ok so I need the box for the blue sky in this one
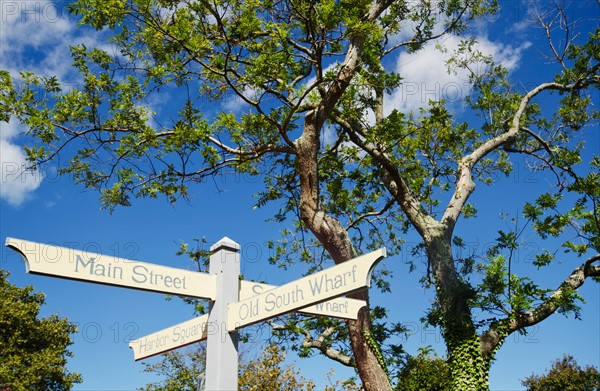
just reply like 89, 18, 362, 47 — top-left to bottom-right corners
1, 0, 599, 390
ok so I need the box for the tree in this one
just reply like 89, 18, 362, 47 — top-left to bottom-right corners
238, 345, 317, 391
1, 0, 599, 390
395, 348, 451, 391
0, 270, 81, 390
138, 347, 206, 391
521, 355, 600, 391
140, 343, 357, 391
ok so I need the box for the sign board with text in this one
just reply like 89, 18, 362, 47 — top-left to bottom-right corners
239, 281, 366, 320
6, 236, 386, 391
129, 280, 370, 361
129, 314, 210, 361
5, 238, 217, 300
228, 249, 385, 330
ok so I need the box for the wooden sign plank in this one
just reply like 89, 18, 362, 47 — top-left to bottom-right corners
5, 238, 217, 299
129, 314, 210, 361
227, 248, 386, 330
239, 281, 366, 320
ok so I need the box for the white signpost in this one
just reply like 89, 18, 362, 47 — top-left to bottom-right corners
129, 282, 367, 361
5, 236, 386, 390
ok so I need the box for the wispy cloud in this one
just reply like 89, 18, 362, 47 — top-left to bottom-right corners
0, 1, 116, 79
0, 1, 110, 206
386, 33, 531, 114
2, 1, 76, 80
0, 120, 43, 207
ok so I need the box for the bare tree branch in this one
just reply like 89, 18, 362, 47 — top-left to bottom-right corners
382, 2, 470, 56
331, 113, 439, 237
442, 79, 598, 230
266, 321, 355, 367
208, 136, 296, 156
348, 198, 396, 230
301, 326, 355, 367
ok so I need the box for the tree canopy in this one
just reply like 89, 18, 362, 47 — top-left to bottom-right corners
395, 348, 451, 391
521, 355, 600, 391
1, 0, 599, 389
0, 270, 81, 390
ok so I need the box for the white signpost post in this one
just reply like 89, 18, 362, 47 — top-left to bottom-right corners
5, 236, 386, 391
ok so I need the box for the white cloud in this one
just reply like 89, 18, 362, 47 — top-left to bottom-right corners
0, 0, 115, 82
1, 2, 75, 80
0, 1, 115, 207
386, 34, 530, 114
0, 121, 43, 207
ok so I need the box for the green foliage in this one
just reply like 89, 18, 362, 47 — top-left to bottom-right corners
2, 0, 599, 390
239, 345, 316, 391
140, 343, 358, 391
521, 355, 600, 391
395, 348, 452, 391
0, 270, 81, 390
139, 346, 207, 391
446, 334, 489, 391
524, 158, 600, 255
1, 0, 498, 217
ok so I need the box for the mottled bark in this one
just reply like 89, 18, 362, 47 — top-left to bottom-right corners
289, 2, 397, 387
296, 114, 392, 390
347, 290, 392, 391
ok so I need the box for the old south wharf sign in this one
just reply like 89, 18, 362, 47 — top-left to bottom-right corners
130, 281, 369, 361
5, 238, 217, 299
228, 248, 386, 330
239, 281, 366, 319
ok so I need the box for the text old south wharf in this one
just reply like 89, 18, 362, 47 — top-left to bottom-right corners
74, 254, 188, 290
236, 264, 359, 322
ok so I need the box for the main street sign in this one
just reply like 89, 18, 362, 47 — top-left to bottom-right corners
228, 249, 386, 330
5, 237, 217, 300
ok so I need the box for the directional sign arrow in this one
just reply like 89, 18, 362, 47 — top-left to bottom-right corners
228, 248, 386, 331
239, 281, 366, 320
129, 314, 210, 361
129, 281, 368, 361
5, 238, 217, 300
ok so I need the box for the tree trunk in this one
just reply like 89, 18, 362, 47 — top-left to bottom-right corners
296, 116, 392, 391
425, 229, 492, 390
447, 333, 493, 390
347, 290, 391, 391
